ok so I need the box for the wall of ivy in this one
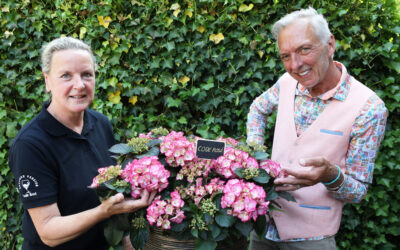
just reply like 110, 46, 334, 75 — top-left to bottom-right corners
1, 0, 399, 249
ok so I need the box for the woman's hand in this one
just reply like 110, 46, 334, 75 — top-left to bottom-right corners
99, 189, 157, 219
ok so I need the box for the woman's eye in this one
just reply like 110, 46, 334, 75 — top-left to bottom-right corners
83, 72, 93, 78
61, 73, 70, 79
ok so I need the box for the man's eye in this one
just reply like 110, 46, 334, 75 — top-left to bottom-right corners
280, 55, 289, 61
300, 47, 310, 54
83, 72, 93, 78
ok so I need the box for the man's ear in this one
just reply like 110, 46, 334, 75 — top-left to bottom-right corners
328, 35, 336, 57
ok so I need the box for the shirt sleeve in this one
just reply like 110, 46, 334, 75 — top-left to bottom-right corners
331, 94, 388, 203
9, 138, 59, 209
246, 82, 280, 145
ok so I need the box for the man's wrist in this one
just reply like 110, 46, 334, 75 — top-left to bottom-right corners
322, 165, 344, 190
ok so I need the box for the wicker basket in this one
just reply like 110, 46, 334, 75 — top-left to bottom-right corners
142, 228, 247, 250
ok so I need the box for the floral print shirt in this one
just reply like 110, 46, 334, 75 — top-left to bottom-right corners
246, 62, 387, 241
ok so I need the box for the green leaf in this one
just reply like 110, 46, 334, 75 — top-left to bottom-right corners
254, 151, 269, 160
136, 147, 160, 159
109, 143, 132, 154
234, 167, 245, 178
130, 227, 149, 250
215, 229, 229, 241
191, 228, 199, 238
147, 139, 162, 148
266, 189, 279, 201
215, 213, 235, 228
195, 238, 217, 250
254, 214, 267, 237
166, 96, 181, 108
234, 221, 253, 237
209, 222, 221, 239
277, 191, 296, 202
112, 214, 130, 231
171, 220, 188, 232
104, 219, 124, 246
252, 169, 270, 184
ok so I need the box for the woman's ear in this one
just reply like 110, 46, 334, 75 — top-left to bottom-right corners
43, 72, 51, 93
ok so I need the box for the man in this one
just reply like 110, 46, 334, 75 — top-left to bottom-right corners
247, 7, 387, 249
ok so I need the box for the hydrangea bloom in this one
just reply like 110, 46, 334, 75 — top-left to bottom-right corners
193, 177, 225, 205
160, 131, 196, 167
260, 159, 285, 178
146, 190, 186, 229
216, 136, 239, 147
214, 147, 259, 179
221, 179, 269, 222
121, 156, 170, 198
89, 165, 122, 188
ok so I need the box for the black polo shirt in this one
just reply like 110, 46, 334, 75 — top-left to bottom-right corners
9, 103, 116, 249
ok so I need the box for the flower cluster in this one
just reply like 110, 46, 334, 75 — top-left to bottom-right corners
260, 159, 285, 178
160, 131, 196, 167
189, 177, 225, 206
121, 156, 170, 198
89, 165, 122, 188
221, 179, 269, 222
139, 127, 169, 139
90, 128, 293, 249
146, 190, 186, 229
214, 147, 259, 179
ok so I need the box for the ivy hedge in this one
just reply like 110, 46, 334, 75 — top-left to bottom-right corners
1, 0, 399, 249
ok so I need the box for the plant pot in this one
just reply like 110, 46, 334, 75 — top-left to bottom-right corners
142, 228, 247, 250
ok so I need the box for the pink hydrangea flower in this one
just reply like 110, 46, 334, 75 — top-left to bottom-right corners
221, 179, 269, 222
260, 159, 285, 178
121, 156, 170, 198
214, 147, 259, 179
146, 191, 186, 229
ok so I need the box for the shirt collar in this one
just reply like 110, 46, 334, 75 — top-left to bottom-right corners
38, 102, 95, 137
296, 61, 350, 101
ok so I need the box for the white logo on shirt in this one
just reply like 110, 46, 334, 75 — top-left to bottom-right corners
18, 175, 39, 198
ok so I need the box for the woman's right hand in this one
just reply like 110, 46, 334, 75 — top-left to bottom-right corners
99, 190, 156, 219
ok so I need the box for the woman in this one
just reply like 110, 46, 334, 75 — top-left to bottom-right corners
9, 37, 154, 249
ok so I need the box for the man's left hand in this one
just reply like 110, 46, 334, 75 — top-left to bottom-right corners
274, 157, 338, 191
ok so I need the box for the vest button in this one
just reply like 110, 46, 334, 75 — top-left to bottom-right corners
289, 160, 293, 164
294, 142, 298, 146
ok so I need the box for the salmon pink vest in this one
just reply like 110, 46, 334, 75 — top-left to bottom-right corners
271, 68, 374, 240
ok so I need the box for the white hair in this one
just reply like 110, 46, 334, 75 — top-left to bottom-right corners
272, 7, 332, 44
41, 37, 96, 73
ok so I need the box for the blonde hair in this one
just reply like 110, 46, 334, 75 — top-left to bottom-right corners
41, 37, 96, 73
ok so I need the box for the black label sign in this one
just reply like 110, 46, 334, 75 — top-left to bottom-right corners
196, 139, 225, 159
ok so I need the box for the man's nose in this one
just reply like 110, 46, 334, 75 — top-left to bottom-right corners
290, 53, 303, 70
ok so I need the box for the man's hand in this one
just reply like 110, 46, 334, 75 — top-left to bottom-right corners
274, 157, 341, 191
